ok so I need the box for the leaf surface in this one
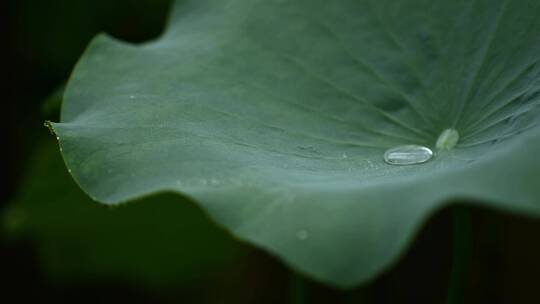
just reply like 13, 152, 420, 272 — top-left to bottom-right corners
51, 0, 540, 286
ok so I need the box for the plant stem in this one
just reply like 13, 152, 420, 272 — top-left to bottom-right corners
290, 271, 306, 304
447, 206, 472, 304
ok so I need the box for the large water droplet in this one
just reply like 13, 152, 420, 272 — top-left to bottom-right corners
384, 145, 433, 165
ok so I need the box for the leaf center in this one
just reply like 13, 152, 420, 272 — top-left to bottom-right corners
436, 129, 460, 151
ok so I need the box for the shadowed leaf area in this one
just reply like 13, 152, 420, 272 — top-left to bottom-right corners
47, 0, 540, 287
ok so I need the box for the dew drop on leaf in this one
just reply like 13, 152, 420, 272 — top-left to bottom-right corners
296, 230, 309, 241
383, 145, 433, 165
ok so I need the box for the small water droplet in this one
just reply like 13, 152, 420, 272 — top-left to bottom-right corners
342, 153, 348, 159
296, 230, 309, 241
129, 95, 135, 99
56, 136, 60, 141
436, 128, 459, 150
384, 145, 433, 165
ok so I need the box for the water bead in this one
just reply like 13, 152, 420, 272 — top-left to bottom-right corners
384, 145, 433, 165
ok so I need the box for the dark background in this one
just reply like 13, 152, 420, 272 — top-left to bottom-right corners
2, 1, 540, 303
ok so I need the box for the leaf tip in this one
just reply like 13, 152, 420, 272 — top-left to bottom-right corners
43, 120, 55, 134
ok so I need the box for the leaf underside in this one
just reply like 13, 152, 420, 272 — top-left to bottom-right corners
51, 0, 540, 287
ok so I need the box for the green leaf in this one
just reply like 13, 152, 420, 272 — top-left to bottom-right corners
50, 0, 540, 287
3, 139, 241, 286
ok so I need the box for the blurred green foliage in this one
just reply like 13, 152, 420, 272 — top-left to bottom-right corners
14, 0, 171, 78
3, 138, 242, 287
